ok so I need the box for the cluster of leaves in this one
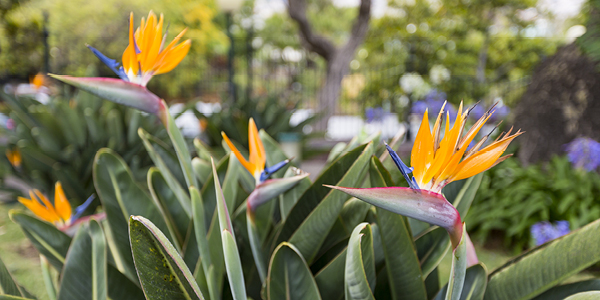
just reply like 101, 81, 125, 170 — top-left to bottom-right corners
467, 156, 600, 250
0, 90, 167, 205
193, 95, 315, 147
2, 116, 600, 299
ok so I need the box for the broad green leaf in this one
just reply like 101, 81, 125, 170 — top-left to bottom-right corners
148, 168, 189, 247
450, 174, 484, 219
315, 248, 346, 300
9, 211, 71, 270
345, 223, 375, 300
565, 292, 600, 300
276, 143, 369, 244
247, 212, 267, 283
0, 296, 33, 300
415, 226, 451, 277
445, 226, 468, 300
221, 231, 247, 300
140, 128, 191, 216
40, 256, 57, 300
289, 143, 374, 263
129, 216, 204, 300
485, 218, 600, 300
532, 280, 600, 300
93, 149, 172, 280
191, 187, 217, 300
192, 158, 212, 187
163, 103, 198, 189
370, 157, 426, 300
57, 220, 107, 300
0, 256, 23, 296
266, 243, 322, 300
434, 263, 487, 300
212, 160, 247, 300
279, 168, 312, 221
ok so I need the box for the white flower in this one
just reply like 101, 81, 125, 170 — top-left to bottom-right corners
429, 65, 451, 85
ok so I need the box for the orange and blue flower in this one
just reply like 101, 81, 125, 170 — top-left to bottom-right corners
18, 182, 95, 229
87, 11, 191, 87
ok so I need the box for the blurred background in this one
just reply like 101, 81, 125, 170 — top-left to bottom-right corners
2, 0, 600, 296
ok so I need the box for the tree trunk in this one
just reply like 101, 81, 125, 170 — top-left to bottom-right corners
287, 0, 371, 132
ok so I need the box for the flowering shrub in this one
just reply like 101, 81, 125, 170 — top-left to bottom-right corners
566, 137, 600, 171
3, 11, 600, 300
531, 221, 570, 246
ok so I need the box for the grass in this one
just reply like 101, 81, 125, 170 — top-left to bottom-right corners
0, 202, 48, 300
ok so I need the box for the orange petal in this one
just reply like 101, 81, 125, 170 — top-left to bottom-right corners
122, 12, 139, 75
451, 131, 522, 181
411, 110, 434, 184
54, 182, 72, 223
33, 190, 59, 220
18, 197, 56, 223
144, 14, 164, 73
248, 118, 266, 174
154, 40, 191, 75
222, 132, 254, 174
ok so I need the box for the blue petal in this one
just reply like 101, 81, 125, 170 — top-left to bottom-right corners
385, 143, 419, 189
87, 45, 129, 81
259, 159, 291, 182
71, 194, 96, 222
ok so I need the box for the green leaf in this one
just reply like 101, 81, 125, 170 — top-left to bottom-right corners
129, 216, 204, 300
279, 168, 312, 221
40, 256, 57, 300
247, 211, 267, 283
445, 226, 468, 300
163, 104, 198, 189
345, 223, 375, 300
315, 248, 346, 300
484, 218, 600, 300
532, 280, 600, 300
266, 242, 322, 300
450, 174, 484, 219
148, 168, 189, 248
564, 292, 600, 300
0, 296, 34, 300
93, 149, 172, 280
221, 231, 247, 300
140, 128, 191, 216
57, 220, 107, 300
415, 226, 451, 278
370, 157, 427, 300
212, 159, 247, 300
9, 211, 71, 270
0, 255, 23, 296
434, 263, 487, 300
191, 187, 217, 300
192, 158, 212, 187
276, 143, 370, 244
288, 143, 374, 263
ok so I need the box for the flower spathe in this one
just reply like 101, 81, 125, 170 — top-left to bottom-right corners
221, 118, 289, 184
410, 101, 522, 193
327, 102, 521, 249
88, 11, 191, 86
18, 182, 95, 229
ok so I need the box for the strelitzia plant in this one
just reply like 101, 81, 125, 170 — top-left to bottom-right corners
328, 102, 521, 299
18, 181, 96, 232
223, 118, 309, 282
50, 11, 190, 126
5, 148, 21, 169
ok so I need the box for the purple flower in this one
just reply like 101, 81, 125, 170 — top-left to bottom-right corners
424, 89, 447, 103
411, 101, 428, 115
531, 221, 570, 246
366, 107, 385, 123
565, 137, 600, 171
366, 107, 375, 123
489, 105, 510, 123
469, 104, 486, 121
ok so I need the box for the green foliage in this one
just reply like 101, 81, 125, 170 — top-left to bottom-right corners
466, 156, 600, 250
3, 89, 600, 300
0, 90, 167, 204
195, 95, 315, 147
